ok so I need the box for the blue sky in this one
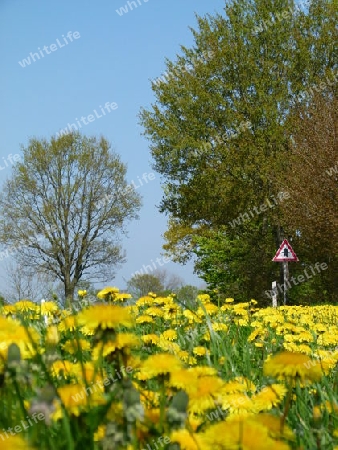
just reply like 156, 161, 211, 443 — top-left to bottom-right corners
0, 0, 225, 292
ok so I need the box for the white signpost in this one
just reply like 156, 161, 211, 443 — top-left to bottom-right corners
272, 239, 299, 306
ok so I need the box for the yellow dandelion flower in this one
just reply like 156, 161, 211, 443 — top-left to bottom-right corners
127, 304, 139, 314
40, 301, 58, 315
201, 331, 211, 342
51, 360, 78, 378
188, 376, 224, 413
315, 351, 338, 374
188, 415, 204, 432
136, 314, 154, 324
62, 339, 91, 354
211, 323, 228, 332
202, 416, 291, 450
153, 297, 168, 306
169, 369, 202, 392
319, 400, 338, 414
176, 350, 197, 366
58, 315, 80, 332
1, 325, 40, 359
313, 323, 327, 333
225, 298, 234, 303
115, 332, 140, 348
140, 390, 160, 407
15, 300, 37, 312
72, 362, 105, 385
53, 383, 106, 419
0, 316, 20, 334
176, 350, 192, 363
313, 406, 321, 419
78, 290, 87, 297
236, 318, 249, 326
218, 356, 226, 365
196, 294, 211, 304
76, 305, 134, 330
137, 353, 182, 380
188, 366, 218, 377
263, 351, 322, 383
144, 407, 160, 424
80, 325, 95, 336
157, 338, 181, 354
221, 377, 256, 395
92, 333, 140, 359
136, 296, 155, 307
97, 286, 119, 300
248, 328, 266, 342
170, 429, 210, 450
114, 293, 132, 302
253, 413, 295, 442
183, 310, 202, 324
203, 303, 219, 315
193, 346, 207, 356
317, 332, 338, 347
125, 354, 142, 370
142, 334, 160, 345
1, 304, 16, 315
253, 384, 287, 411
283, 342, 302, 353
161, 329, 177, 341
162, 302, 181, 319
221, 393, 258, 416
94, 425, 106, 442
144, 306, 164, 317
296, 344, 313, 355
0, 436, 36, 449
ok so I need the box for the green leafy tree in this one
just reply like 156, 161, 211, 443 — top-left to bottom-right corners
140, 0, 337, 301
127, 273, 165, 298
0, 132, 142, 303
278, 92, 338, 303
176, 284, 201, 308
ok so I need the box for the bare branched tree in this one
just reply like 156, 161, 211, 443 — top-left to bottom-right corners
0, 133, 142, 303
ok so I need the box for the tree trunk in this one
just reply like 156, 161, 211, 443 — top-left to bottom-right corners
64, 279, 75, 307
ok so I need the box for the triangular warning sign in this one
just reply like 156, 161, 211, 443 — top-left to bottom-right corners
272, 239, 299, 262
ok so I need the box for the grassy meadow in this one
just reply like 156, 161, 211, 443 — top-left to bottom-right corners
0, 288, 337, 449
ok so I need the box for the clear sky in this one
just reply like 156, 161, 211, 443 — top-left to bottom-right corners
0, 0, 225, 292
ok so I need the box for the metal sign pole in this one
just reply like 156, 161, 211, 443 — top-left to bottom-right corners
283, 261, 288, 305
272, 281, 277, 307
272, 239, 298, 306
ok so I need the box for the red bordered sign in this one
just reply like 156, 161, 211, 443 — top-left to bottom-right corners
272, 239, 299, 262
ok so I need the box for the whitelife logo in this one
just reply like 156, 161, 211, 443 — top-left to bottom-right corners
116, 0, 150, 17
0, 413, 45, 442
326, 162, 338, 177
18, 31, 81, 68
0, 153, 21, 171
56, 101, 118, 137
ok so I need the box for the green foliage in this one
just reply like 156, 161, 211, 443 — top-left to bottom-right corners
127, 273, 165, 298
140, 0, 337, 303
175, 284, 201, 308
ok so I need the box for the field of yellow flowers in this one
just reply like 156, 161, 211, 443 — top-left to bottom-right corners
0, 288, 337, 449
